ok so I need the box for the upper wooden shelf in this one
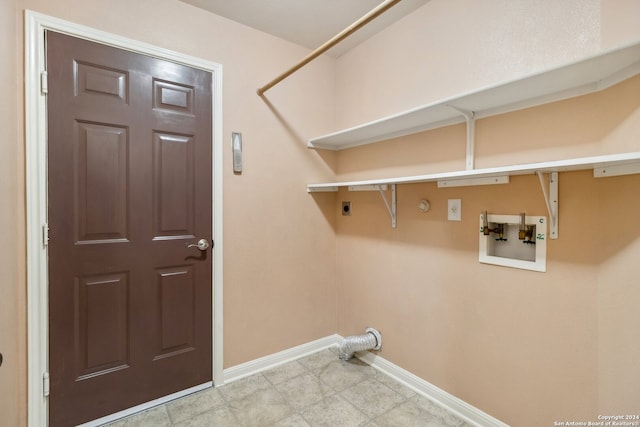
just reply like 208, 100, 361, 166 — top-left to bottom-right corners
308, 42, 640, 151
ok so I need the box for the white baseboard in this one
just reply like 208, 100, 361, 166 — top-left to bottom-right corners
356, 351, 510, 427
222, 334, 341, 385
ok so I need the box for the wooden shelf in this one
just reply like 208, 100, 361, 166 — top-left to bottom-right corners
307, 43, 640, 236
308, 42, 640, 151
307, 152, 640, 192
308, 152, 640, 236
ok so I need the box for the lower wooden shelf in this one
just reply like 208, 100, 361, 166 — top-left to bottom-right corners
307, 152, 640, 192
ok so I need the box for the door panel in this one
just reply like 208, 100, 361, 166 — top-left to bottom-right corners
153, 132, 195, 238
75, 61, 128, 103
76, 122, 129, 243
155, 266, 196, 358
47, 31, 212, 427
76, 272, 130, 379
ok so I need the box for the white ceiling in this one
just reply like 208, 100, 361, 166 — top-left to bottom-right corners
179, 0, 429, 57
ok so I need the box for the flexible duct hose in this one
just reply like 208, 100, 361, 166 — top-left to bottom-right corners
338, 327, 382, 361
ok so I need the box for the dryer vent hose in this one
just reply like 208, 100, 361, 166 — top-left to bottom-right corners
338, 327, 382, 361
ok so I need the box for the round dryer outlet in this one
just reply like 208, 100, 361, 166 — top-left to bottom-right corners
342, 201, 351, 216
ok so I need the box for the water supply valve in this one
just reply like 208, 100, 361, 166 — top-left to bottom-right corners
482, 211, 507, 241
518, 213, 536, 244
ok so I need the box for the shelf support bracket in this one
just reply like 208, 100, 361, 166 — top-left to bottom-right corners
536, 171, 558, 239
378, 184, 397, 228
448, 106, 475, 170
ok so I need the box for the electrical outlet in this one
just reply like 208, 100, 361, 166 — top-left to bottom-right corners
342, 201, 351, 216
448, 199, 461, 221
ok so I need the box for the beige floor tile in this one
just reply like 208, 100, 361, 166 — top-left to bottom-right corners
165, 387, 225, 424
297, 349, 337, 371
275, 372, 335, 410
301, 394, 369, 427
373, 400, 444, 427
373, 371, 417, 399
228, 387, 294, 427
104, 405, 171, 427
316, 359, 375, 392
263, 360, 308, 385
340, 378, 407, 418
410, 394, 467, 427
173, 406, 239, 427
218, 373, 272, 402
272, 414, 312, 427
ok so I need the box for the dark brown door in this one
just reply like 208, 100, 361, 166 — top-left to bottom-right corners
46, 31, 213, 426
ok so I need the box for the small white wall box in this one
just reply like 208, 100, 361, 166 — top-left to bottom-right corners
479, 213, 547, 272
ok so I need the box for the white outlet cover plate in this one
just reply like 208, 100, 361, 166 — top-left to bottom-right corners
448, 199, 461, 221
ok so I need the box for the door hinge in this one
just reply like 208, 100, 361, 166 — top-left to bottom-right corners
42, 223, 49, 247
40, 70, 48, 95
43, 372, 50, 397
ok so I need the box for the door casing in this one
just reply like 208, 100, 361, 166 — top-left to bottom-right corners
25, 10, 224, 427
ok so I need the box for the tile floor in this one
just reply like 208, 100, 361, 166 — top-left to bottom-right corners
104, 348, 473, 427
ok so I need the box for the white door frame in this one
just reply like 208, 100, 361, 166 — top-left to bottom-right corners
24, 10, 224, 426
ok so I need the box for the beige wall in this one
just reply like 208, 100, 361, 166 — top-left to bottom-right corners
331, 1, 640, 425
3, 0, 640, 425
0, 0, 26, 425
2, 0, 338, 424
335, 76, 640, 182
335, 167, 640, 425
335, 0, 640, 129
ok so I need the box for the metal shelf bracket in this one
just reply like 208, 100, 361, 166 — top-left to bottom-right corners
536, 171, 558, 239
378, 184, 397, 228
448, 106, 476, 170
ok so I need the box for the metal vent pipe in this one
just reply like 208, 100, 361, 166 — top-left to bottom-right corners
338, 327, 382, 361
